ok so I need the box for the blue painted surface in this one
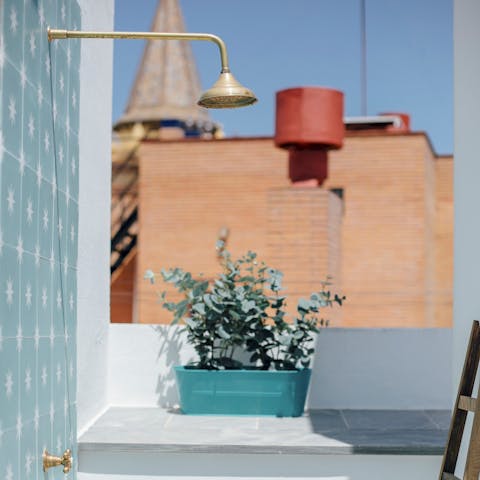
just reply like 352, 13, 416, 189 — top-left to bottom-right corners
175, 367, 311, 417
0, 1, 80, 478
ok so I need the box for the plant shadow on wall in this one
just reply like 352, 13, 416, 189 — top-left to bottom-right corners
145, 246, 345, 416
152, 324, 186, 409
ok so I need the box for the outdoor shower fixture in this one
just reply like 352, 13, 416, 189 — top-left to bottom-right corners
47, 28, 257, 108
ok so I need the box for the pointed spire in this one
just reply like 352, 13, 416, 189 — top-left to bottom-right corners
115, 0, 212, 132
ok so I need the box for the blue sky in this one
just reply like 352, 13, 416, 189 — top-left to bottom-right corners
113, 0, 452, 154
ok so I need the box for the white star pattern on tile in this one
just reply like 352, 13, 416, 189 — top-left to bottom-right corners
51, 176, 57, 196
16, 325, 22, 351
56, 363, 62, 383
5, 463, 13, 480
63, 256, 68, 276
71, 156, 76, 176
26, 198, 34, 224
69, 361, 74, 379
25, 368, 32, 392
5, 371, 13, 397
61, 2, 66, 21
56, 434, 62, 453
66, 115, 70, 137
0, 130, 4, 164
49, 325, 55, 346
64, 395, 68, 417
0, 229, 3, 255
56, 289, 62, 309
25, 451, 33, 475
36, 161, 42, 186
49, 248, 55, 270
39, 4, 45, 26
65, 325, 69, 344
16, 413, 23, 439
45, 53, 50, 75
9, 6, 18, 33
59, 72, 65, 93
0, 36, 5, 70
66, 183, 71, 206
25, 283, 32, 308
20, 62, 26, 89
34, 327, 40, 350
34, 406, 40, 431
72, 90, 77, 109
70, 224, 75, 243
0, 421, 3, 447
16, 236, 24, 263
28, 113, 35, 139
53, 100, 57, 122
18, 149, 25, 175
34, 244, 40, 266
49, 402, 55, 424
29, 32, 36, 57
59, 144, 64, 164
42, 287, 48, 308
42, 208, 49, 230
37, 84, 43, 106
41, 365, 47, 386
69, 292, 74, 311
44, 131, 50, 152
67, 45, 71, 67
8, 96, 16, 123
5, 278, 14, 305
7, 187, 15, 213
58, 217, 63, 237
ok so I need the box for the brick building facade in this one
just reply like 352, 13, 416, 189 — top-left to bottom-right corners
111, 131, 453, 327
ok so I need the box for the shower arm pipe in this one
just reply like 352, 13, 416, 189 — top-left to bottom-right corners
47, 28, 230, 73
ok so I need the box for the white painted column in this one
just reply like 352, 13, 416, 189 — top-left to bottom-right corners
453, 0, 480, 476
77, 0, 114, 433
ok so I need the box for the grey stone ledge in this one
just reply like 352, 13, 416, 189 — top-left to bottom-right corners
78, 407, 450, 456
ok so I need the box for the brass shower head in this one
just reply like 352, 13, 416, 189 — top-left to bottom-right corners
198, 71, 257, 109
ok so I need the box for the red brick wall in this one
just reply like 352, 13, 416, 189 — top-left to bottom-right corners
266, 188, 343, 324
324, 134, 439, 327
127, 133, 452, 328
434, 156, 453, 326
111, 253, 137, 323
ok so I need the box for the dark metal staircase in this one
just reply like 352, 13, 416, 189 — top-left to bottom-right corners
110, 136, 141, 276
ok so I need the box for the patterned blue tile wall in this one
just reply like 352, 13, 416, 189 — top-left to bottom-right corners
0, 1, 80, 479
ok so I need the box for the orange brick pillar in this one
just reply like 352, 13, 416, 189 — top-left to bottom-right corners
266, 188, 344, 326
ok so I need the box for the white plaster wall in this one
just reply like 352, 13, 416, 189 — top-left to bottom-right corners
309, 328, 451, 410
78, 451, 441, 480
77, 0, 114, 433
108, 325, 452, 410
453, 0, 480, 476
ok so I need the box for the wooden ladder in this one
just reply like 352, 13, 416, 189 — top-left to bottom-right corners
440, 320, 480, 480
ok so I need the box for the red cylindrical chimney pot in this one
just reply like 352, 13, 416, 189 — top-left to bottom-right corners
275, 87, 345, 149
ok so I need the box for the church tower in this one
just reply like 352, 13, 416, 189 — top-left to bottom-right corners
114, 0, 217, 139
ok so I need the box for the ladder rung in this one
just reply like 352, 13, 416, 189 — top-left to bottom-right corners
458, 395, 477, 412
442, 473, 461, 480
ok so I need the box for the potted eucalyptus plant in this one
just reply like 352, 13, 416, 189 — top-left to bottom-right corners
144, 248, 344, 417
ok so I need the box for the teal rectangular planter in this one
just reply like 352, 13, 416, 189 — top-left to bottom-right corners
174, 367, 311, 417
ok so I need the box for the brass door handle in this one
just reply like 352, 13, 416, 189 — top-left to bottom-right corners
42, 448, 72, 473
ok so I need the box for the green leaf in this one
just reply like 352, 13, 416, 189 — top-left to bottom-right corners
144, 269, 156, 284
241, 299, 256, 313
192, 303, 206, 315
217, 326, 231, 339
297, 298, 312, 313
193, 281, 209, 297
